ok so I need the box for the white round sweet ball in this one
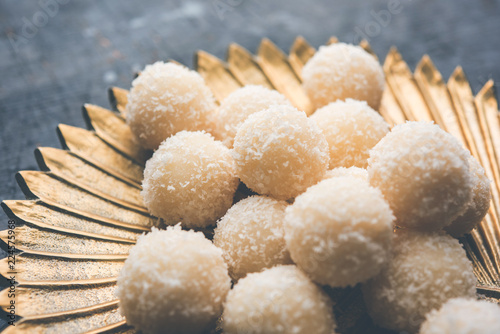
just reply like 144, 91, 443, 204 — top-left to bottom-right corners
117, 226, 231, 334
232, 105, 329, 200
213, 195, 291, 280
445, 156, 491, 237
323, 166, 368, 181
126, 62, 216, 150
310, 99, 389, 168
302, 43, 384, 110
223, 265, 336, 334
368, 121, 473, 231
214, 85, 292, 148
285, 177, 394, 287
362, 230, 477, 333
141, 131, 239, 228
420, 298, 500, 334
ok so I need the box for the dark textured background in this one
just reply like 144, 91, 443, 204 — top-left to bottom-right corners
0, 0, 499, 329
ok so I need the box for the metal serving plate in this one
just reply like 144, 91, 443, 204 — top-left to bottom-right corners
1, 36, 499, 333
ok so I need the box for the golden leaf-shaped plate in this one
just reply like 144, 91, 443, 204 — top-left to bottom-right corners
2, 36, 500, 334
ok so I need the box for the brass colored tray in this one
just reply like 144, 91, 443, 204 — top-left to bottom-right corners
1, 36, 500, 333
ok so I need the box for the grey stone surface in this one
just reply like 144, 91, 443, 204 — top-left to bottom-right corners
1, 0, 499, 206
0, 0, 499, 328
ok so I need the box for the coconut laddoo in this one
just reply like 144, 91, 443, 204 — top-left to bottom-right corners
445, 156, 491, 237
323, 166, 368, 181
420, 298, 500, 334
302, 43, 384, 110
117, 226, 231, 334
213, 195, 291, 280
126, 62, 216, 150
141, 131, 239, 228
362, 230, 477, 333
223, 265, 336, 334
310, 99, 389, 168
214, 85, 292, 148
284, 176, 394, 287
368, 121, 473, 231
232, 105, 329, 200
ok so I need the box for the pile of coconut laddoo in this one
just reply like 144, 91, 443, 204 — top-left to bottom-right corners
116, 42, 498, 334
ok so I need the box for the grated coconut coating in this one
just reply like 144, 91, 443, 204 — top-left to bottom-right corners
117, 226, 231, 334
213, 195, 292, 280
368, 121, 473, 231
302, 43, 384, 110
141, 131, 239, 228
223, 265, 337, 334
310, 99, 389, 168
284, 177, 394, 287
362, 230, 477, 333
214, 85, 293, 148
445, 156, 491, 237
420, 298, 500, 334
126, 62, 216, 150
323, 166, 368, 181
232, 105, 329, 200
